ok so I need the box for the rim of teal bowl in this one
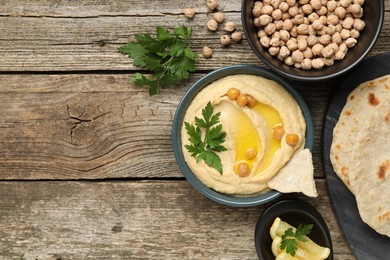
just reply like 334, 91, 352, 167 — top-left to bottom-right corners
172, 64, 314, 207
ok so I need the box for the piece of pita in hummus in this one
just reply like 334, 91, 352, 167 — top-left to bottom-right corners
267, 148, 317, 197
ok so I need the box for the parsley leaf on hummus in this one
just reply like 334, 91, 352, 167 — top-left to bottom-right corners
184, 102, 227, 174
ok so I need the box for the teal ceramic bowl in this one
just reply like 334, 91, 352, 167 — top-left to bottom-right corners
172, 65, 314, 207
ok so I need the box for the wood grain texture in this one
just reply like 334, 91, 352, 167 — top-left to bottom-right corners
0, 179, 354, 260
0, 74, 329, 180
0, 1, 388, 71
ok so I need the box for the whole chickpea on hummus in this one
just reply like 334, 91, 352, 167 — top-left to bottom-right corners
181, 74, 317, 196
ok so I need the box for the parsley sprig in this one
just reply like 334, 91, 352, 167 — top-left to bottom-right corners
184, 102, 228, 174
280, 224, 313, 256
118, 26, 198, 96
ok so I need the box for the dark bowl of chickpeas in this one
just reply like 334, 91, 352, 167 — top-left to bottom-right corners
242, 0, 384, 81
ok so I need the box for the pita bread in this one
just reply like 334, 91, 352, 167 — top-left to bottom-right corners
330, 75, 390, 191
348, 100, 390, 237
267, 148, 317, 197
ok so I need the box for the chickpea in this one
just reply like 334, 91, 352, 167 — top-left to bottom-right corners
232, 31, 243, 42
312, 20, 323, 31
328, 42, 339, 53
258, 29, 267, 38
350, 4, 362, 16
202, 46, 213, 59
293, 15, 305, 25
350, 29, 360, 39
273, 125, 285, 140
286, 133, 299, 146
245, 148, 257, 160
345, 37, 357, 48
254, 17, 262, 27
282, 13, 291, 21
323, 57, 335, 66
312, 58, 325, 69
301, 58, 312, 70
292, 50, 304, 63
297, 24, 309, 35
288, 6, 299, 17
272, 9, 283, 20
247, 95, 257, 107
184, 8, 196, 19
325, 25, 337, 35
327, 14, 339, 26
270, 37, 281, 47
286, 39, 298, 51
265, 23, 277, 35
271, 0, 281, 8
259, 14, 273, 26
319, 15, 328, 25
342, 17, 354, 29
340, 29, 351, 40
334, 7, 347, 19
227, 88, 240, 100
312, 43, 324, 56
220, 35, 231, 46
206, 0, 219, 11
286, 0, 296, 6
332, 32, 342, 44
279, 45, 291, 58
284, 56, 294, 66
308, 12, 319, 23
252, 6, 263, 18
224, 21, 236, 32
279, 30, 290, 42
310, 0, 322, 10
319, 34, 331, 45
340, 0, 352, 8
269, 46, 280, 56
207, 19, 218, 32
327, 0, 337, 12
353, 19, 365, 31
236, 93, 248, 107
236, 162, 250, 177
260, 36, 271, 48
307, 35, 318, 46
279, 2, 289, 12
321, 45, 335, 58
302, 4, 313, 15
303, 47, 314, 59
283, 19, 294, 31
297, 38, 308, 51
275, 20, 284, 30
262, 5, 274, 15
254, 1, 263, 7
214, 12, 225, 23
335, 48, 347, 60
316, 6, 328, 16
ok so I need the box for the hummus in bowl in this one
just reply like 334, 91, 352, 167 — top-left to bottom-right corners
172, 65, 314, 206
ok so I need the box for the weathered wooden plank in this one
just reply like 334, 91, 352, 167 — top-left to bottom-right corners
0, 74, 329, 180
0, 0, 241, 17
0, 7, 389, 71
0, 179, 354, 259
0, 0, 388, 17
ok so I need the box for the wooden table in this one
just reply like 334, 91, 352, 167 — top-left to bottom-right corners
0, 1, 388, 259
